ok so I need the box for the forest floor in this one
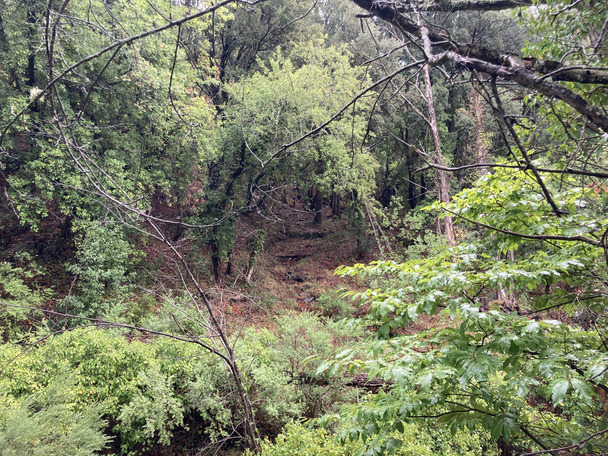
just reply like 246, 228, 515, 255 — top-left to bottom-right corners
225, 201, 375, 319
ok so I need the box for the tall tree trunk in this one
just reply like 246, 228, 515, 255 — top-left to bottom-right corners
225, 247, 233, 276
404, 129, 419, 210
313, 187, 323, 225
330, 186, 341, 218
470, 85, 489, 175
422, 62, 456, 245
211, 234, 221, 282
27, 2, 37, 88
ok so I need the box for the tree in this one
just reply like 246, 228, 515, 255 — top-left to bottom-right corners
223, 40, 376, 216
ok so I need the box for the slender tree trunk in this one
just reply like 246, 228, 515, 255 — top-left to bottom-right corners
225, 247, 233, 275
420, 173, 427, 202
211, 240, 221, 282
330, 187, 341, 218
27, 2, 37, 88
470, 85, 489, 175
313, 187, 323, 225
422, 63, 456, 245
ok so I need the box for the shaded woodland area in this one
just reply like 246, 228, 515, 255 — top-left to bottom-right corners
0, 0, 607, 454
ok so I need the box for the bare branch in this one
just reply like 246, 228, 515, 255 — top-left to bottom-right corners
444, 207, 601, 247
489, 78, 566, 216
417, 160, 608, 179
521, 427, 608, 456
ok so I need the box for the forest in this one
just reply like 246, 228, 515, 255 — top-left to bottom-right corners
0, 0, 607, 454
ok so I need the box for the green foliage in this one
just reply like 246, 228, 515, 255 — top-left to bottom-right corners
224, 40, 376, 198
0, 259, 46, 341
238, 327, 305, 433
118, 366, 185, 449
180, 356, 233, 442
0, 374, 111, 456
105, 294, 158, 327
249, 422, 364, 456
380, 202, 448, 260
523, 0, 607, 67
272, 312, 362, 419
64, 224, 140, 317
249, 420, 498, 456
315, 290, 355, 319
1, 1, 607, 455
0, 329, 206, 455
519, 1, 608, 177
326, 165, 608, 454
0, 321, 361, 454
3, 0, 220, 236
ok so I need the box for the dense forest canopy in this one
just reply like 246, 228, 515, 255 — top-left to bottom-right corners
0, 0, 607, 454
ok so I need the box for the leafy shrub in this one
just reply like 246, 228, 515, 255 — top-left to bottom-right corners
249, 422, 363, 456
104, 294, 159, 327
181, 357, 233, 442
118, 365, 185, 449
0, 260, 46, 341
0, 329, 219, 455
315, 290, 354, 319
0, 315, 364, 454
64, 224, 140, 317
273, 311, 361, 375
138, 293, 212, 337
251, 421, 499, 456
270, 312, 361, 419
238, 328, 305, 435
232, 312, 363, 436
0, 374, 111, 456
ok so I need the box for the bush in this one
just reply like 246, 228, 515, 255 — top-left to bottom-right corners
0, 328, 225, 455
64, 224, 140, 318
117, 365, 185, 448
0, 315, 364, 454
0, 260, 47, 341
237, 328, 305, 435
248, 422, 363, 456
259, 312, 361, 421
0, 374, 111, 456
315, 290, 354, 320
251, 421, 500, 456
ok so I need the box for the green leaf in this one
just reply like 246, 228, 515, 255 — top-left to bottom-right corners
550, 379, 569, 405
394, 420, 404, 433
570, 378, 593, 406
490, 419, 503, 441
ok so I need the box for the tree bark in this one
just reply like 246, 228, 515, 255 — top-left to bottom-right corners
313, 187, 323, 225
354, 0, 534, 13
422, 59, 456, 245
470, 85, 489, 177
